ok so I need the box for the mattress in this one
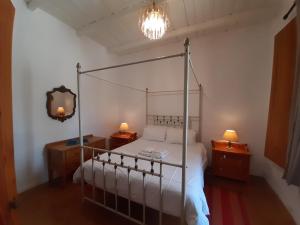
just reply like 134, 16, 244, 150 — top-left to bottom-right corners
73, 138, 209, 225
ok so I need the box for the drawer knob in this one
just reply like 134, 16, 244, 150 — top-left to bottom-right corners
223, 155, 227, 159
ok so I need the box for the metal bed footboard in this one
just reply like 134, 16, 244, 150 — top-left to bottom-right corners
81, 145, 182, 225
77, 38, 193, 225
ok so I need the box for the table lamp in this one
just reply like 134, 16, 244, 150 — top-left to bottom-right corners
56, 106, 65, 117
223, 129, 238, 149
119, 122, 129, 133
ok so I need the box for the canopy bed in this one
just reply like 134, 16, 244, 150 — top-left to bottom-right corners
74, 38, 209, 225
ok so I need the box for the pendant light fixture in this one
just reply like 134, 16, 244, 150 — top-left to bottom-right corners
139, 0, 169, 40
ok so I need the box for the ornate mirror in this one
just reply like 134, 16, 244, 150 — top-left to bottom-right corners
46, 85, 76, 122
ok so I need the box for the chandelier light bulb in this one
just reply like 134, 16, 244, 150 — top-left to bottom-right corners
139, 2, 169, 40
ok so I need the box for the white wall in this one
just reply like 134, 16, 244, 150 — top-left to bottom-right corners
12, 0, 120, 192
113, 22, 274, 177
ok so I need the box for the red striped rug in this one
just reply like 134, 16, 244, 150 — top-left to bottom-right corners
204, 185, 251, 225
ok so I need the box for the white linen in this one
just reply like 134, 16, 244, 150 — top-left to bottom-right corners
142, 125, 166, 142
166, 127, 197, 144
73, 139, 209, 225
138, 148, 168, 159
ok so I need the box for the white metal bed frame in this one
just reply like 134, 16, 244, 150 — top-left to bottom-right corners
76, 38, 202, 225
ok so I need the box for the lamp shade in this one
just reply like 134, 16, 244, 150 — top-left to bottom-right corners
223, 130, 239, 142
119, 123, 129, 132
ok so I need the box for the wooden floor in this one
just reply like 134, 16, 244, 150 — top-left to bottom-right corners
16, 175, 296, 225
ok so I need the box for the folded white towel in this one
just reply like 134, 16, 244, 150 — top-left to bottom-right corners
152, 151, 168, 159
138, 149, 168, 159
138, 151, 152, 158
144, 146, 155, 153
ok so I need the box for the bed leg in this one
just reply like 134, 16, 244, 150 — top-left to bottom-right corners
102, 162, 106, 205
127, 168, 131, 217
159, 162, 163, 225
114, 164, 118, 211
92, 149, 96, 200
142, 171, 146, 225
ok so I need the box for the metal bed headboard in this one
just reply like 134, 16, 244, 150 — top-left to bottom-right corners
145, 85, 203, 141
146, 114, 201, 142
147, 115, 188, 127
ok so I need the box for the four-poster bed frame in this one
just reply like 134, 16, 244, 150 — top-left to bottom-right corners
76, 38, 203, 225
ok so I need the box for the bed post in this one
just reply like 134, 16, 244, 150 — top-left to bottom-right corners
181, 38, 190, 225
146, 88, 148, 125
198, 84, 202, 142
77, 62, 84, 200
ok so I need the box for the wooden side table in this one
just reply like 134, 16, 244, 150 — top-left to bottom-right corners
109, 132, 137, 150
46, 135, 105, 185
211, 140, 251, 182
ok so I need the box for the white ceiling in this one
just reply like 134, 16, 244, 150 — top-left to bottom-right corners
25, 0, 284, 54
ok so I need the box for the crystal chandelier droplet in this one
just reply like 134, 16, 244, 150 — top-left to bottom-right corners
139, 2, 169, 40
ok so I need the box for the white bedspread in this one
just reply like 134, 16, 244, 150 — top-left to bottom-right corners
73, 139, 209, 225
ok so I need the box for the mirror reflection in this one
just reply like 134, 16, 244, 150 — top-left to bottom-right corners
46, 86, 76, 122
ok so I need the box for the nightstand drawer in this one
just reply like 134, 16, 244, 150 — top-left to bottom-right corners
110, 132, 137, 150
213, 152, 246, 167
212, 149, 250, 181
110, 139, 130, 149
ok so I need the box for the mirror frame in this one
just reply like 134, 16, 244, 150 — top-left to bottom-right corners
46, 85, 77, 122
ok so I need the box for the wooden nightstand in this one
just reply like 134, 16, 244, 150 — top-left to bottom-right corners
211, 140, 251, 182
46, 135, 105, 185
110, 132, 137, 150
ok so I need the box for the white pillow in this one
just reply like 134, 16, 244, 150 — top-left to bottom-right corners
142, 126, 166, 142
166, 127, 197, 144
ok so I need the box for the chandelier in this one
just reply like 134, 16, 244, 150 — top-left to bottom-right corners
139, 1, 169, 40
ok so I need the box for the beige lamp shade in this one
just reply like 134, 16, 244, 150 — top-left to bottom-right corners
56, 106, 65, 116
119, 122, 129, 132
223, 129, 239, 142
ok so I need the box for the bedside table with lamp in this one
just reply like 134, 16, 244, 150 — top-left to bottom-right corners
110, 122, 137, 150
211, 130, 251, 182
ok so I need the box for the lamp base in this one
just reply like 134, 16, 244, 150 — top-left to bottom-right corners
227, 141, 232, 149
119, 131, 128, 134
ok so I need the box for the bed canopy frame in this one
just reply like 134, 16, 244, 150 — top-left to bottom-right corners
76, 38, 202, 225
